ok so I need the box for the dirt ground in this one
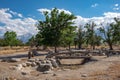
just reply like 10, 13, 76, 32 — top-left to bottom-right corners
0, 51, 120, 80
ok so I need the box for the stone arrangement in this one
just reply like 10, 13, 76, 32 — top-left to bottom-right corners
12, 58, 59, 74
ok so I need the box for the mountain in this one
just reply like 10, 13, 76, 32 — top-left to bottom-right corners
17, 33, 35, 43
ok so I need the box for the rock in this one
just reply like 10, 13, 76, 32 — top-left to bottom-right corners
46, 60, 51, 64
26, 62, 32, 66
15, 64, 23, 70
28, 59, 35, 62
53, 73, 57, 76
21, 71, 29, 75
43, 70, 53, 74
43, 64, 51, 71
22, 63, 27, 67
38, 63, 52, 72
81, 74, 88, 77
35, 58, 40, 61
31, 62, 37, 67
9, 66, 17, 70
50, 59, 58, 68
35, 61, 40, 65
10, 58, 21, 62
41, 60, 46, 64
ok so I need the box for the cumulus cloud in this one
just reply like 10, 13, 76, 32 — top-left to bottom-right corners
1, 8, 120, 42
0, 8, 37, 40
37, 8, 120, 29
91, 3, 99, 8
37, 8, 72, 15
74, 12, 120, 29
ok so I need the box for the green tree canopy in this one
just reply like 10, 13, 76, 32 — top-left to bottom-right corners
76, 25, 86, 49
37, 8, 76, 52
4, 31, 18, 47
99, 18, 120, 50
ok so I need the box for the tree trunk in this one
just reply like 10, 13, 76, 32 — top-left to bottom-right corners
74, 41, 77, 49
43, 45, 47, 50
55, 45, 57, 53
93, 45, 95, 50
68, 43, 71, 50
78, 43, 82, 49
108, 43, 113, 50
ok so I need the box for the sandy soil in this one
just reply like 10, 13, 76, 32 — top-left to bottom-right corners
0, 51, 120, 80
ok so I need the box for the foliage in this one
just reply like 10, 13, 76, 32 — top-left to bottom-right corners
2, 31, 24, 47
84, 22, 96, 49
4, 31, 17, 46
76, 25, 86, 49
99, 18, 120, 50
26, 36, 36, 47
37, 8, 76, 52
61, 26, 76, 49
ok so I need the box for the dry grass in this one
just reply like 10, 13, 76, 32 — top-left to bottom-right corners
0, 46, 29, 54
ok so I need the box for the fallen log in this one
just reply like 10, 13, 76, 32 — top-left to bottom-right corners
46, 50, 101, 58
55, 56, 91, 59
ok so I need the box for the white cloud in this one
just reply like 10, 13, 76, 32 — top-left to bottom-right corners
0, 8, 37, 39
91, 3, 99, 8
113, 3, 120, 11
74, 12, 120, 29
115, 4, 119, 7
103, 12, 120, 18
37, 8, 51, 15
56, 8, 72, 15
37, 8, 120, 30
37, 8, 72, 15
1, 8, 120, 41
18, 14, 23, 18
113, 7, 119, 11
9, 10, 23, 18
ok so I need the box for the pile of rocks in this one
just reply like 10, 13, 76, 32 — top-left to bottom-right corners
13, 58, 59, 73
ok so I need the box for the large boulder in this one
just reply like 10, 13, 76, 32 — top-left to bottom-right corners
50, 59, 58, 68
38, 63, 52, 72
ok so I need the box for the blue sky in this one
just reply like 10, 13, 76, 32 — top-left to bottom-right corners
0, 0, 120, 41
0, 0, 120, 18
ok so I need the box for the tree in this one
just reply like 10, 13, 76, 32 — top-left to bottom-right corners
4, 31, 18, 47
0, 38, 6, 46
37, 8, 76, 52
27, 36, 36, 47
61, 26, 76, 50
99, 18, 120, 50
35, 32, 43, 46
84, 22, 97, 49
76, 25, 86, 49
